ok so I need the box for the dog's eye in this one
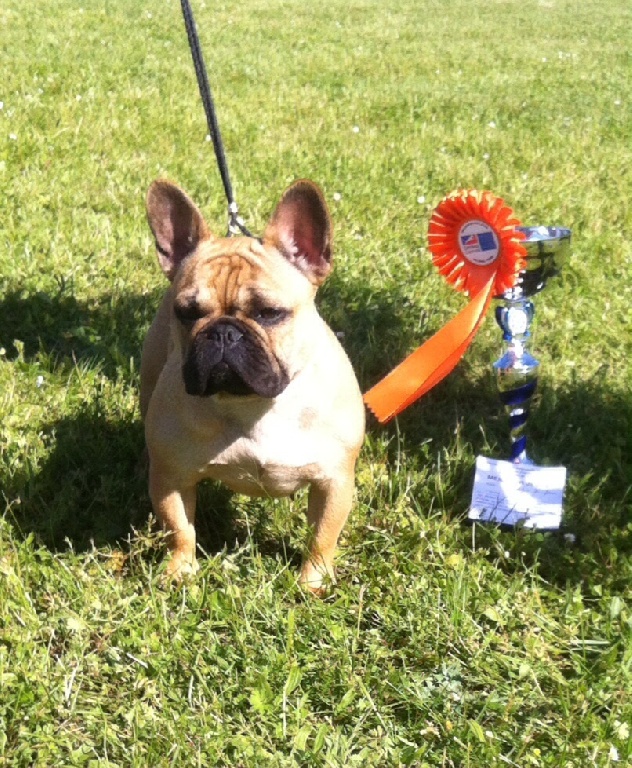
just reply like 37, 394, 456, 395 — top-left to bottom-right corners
253, 307, 290, 326
174, 300, 204, 324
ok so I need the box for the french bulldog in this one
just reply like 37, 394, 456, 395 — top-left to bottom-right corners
140, 178, 365, 592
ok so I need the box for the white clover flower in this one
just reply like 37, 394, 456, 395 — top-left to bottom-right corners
36, 375, 44, 388
333, 192, 342, 202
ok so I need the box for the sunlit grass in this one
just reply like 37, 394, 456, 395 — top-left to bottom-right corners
1, 0, 630, 765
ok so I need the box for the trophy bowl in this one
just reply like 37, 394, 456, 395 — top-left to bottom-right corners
496, 226, 572, 300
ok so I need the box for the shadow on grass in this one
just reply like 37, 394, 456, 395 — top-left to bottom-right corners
6, 402, 303, 568
7, 408, 148, 551
492, 378, 632, 590
403, 371, 632, 591
0, 285, 150, 550
2, 275, 630, 588
0, 285, 158, 376
322, 271, 632, 588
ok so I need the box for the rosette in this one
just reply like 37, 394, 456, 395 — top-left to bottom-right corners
364, 190, 527, 423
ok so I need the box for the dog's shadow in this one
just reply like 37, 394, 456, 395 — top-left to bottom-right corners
6, 398, 302, 566
0, 285, 148, 551
0, 285, 154, 377
0, 285, 306, 565
2, 277, 630, 590
8, 406, 147, 551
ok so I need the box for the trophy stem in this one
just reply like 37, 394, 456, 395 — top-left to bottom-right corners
493, 299, 539, 463
491, 225, 570, 463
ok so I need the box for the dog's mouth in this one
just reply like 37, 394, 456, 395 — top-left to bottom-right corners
182, 318, 289, 399
193, 361, 257, 397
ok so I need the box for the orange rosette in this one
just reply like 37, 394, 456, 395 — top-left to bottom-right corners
364, 190, 527, 424
428, 190, 526, 297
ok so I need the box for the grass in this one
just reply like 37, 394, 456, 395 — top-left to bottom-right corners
1, 0, 631, 765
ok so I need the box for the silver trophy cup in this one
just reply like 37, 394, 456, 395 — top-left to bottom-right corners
493, 226, 571, 463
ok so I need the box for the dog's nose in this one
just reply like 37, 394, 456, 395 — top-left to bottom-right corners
209, 322, 243, 348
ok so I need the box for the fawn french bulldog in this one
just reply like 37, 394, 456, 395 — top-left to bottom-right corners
140, 179, 365, 591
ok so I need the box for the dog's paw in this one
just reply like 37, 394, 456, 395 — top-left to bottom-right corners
164, 553, 199, 582
299, 561, 335, 597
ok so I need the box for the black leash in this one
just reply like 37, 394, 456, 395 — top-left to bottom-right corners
180, 0, 253, 237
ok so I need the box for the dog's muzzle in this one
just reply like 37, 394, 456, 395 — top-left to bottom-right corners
182, 318, 289, 398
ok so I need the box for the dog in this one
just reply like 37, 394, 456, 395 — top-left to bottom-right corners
140, 178, 365, 592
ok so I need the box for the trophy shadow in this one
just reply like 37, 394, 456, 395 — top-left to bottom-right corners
525, 378, 632, 586
322, 272, 632, 587
424, 374, 632, 589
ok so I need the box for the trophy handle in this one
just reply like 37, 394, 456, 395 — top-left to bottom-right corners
493, 300, 539, 463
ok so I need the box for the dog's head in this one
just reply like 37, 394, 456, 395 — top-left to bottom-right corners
146, 179, 333, 399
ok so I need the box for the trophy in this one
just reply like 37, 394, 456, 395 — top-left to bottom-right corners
362, 191, 571, 528
493, 226, 571, 463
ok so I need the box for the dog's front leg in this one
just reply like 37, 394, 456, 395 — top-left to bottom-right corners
149, 464, 198, 578
301, 470, 356, 594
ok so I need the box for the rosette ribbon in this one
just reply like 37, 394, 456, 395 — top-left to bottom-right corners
364, 190, 527, 423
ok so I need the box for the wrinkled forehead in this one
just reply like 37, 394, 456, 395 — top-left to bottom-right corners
175, 237, 311, 310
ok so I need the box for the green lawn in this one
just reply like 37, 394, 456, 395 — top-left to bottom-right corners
1, 0, 631, 765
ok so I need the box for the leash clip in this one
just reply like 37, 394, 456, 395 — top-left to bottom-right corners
227, 201, 252, 237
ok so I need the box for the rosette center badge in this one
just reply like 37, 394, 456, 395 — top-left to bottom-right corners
458, 220, 499, 267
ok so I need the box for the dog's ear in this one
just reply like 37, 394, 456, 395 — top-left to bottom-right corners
264, 180, 333, 285
146, 180, 210, 281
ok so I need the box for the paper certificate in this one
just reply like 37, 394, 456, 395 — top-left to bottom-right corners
469, 456, 566, 529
